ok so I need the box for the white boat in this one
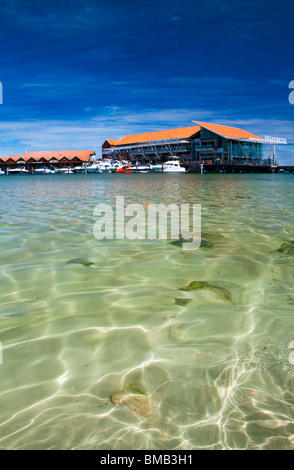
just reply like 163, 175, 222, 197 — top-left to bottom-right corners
73, 164, 89, 173
153, 158, 186, 173
0, 169, 5, 175
8, 167, 29, 174
85, 163, 103, 173
99, 160, 113, 173
108, 162, 126, 173
110, 160, 135, 173
57, 168, 74, 174
35, 167, 56, 174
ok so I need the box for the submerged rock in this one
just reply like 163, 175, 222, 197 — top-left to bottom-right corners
199, 238, 214, 249
170, 237, 214, 249
277, 241, 294, 255
179, 281, 232, 302
111, 384, 152, 417
202, 232, 226, 242
170, 237, 187, 248
170, 232, 225, 249
289, 351, 294, 365
24, 297, 40, 304
201, 232, 226, 247
174, 298, 192, 306
180, 281, 211, 291
66, 258, 94, 267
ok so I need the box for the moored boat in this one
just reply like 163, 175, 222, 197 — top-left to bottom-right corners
73, 164, 89, 173
98, 160, 113, 173
85, 163, 102, 173
153, 158, 186, 173
117, 163, 133, 173
108, 161, 123, 173
7, 167, 29, 174
35, 167, 56, 174
57, 168, 74, 174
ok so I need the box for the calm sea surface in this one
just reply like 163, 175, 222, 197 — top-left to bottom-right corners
0, 173, 294, 450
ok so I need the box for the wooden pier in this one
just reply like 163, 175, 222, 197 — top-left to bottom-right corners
188, 162, 294, 174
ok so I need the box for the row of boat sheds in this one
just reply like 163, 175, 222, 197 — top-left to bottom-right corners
0, 121, 289, 174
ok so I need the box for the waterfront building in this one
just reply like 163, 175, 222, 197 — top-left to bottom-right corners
102, 121, 264, 166
0, 150, 95, 172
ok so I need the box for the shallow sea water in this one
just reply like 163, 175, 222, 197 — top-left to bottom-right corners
0, 172, 294, 450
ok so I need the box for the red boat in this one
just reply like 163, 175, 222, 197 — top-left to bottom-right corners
117, 164, 132, 173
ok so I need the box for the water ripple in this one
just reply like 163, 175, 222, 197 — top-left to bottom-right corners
0, 174, 294, 449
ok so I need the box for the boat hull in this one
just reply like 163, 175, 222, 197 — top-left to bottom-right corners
57, 168, 74, 174
35, 169, 56, 174
86, 168, 102, 173
8, 169, 29, 174
153, 167, 186, 173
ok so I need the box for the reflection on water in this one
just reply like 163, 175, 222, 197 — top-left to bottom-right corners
0, 173, 294, 450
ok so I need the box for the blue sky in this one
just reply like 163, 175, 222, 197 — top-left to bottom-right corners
0, 0, 293, 162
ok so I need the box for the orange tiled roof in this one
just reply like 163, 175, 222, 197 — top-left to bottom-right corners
0, 156, 19, 162
193, 121, 264, 141
0, 150, 94, 163
24, 150, 94, 162
105, 139, 119, 145
112, 125, 201, 146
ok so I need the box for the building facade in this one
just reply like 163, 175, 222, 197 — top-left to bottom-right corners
102, 121, 264, 165
193, 122, 263, 164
